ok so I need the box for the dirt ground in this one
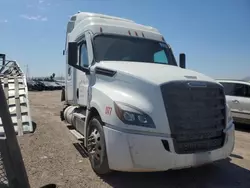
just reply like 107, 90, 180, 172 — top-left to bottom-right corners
18, 91, 250, 188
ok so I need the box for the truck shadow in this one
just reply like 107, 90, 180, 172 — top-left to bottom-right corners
100, 159, 250, 188
31, 121, 37, 133
235, 123, 250, 133
73, 142, 88, 158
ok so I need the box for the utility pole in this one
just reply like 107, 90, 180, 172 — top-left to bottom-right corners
24, 65, 30, 80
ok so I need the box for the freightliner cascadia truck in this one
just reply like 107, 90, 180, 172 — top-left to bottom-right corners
60, 12, 235, 175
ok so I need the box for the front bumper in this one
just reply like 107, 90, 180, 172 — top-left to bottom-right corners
103, 122, 235, 172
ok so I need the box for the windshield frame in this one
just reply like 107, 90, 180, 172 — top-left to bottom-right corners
92, 33, 178, 66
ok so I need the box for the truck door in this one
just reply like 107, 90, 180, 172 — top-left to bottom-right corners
66, 52, 77, 104
237, 83, 250, 121
221, 82, 238, 112
244, 84, 250, 120
77, 32, 94, 107
224, 82, 250, 122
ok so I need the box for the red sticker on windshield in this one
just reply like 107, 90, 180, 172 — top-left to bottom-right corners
105, 106, 112, 115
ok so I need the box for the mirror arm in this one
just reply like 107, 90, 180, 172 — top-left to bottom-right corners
80, 66, 90, 74
73, 64, 90, 74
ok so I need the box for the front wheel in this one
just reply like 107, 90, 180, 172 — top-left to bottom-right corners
87, 116, 111, 175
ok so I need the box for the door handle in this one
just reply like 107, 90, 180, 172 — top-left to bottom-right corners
232, 99, 239, 103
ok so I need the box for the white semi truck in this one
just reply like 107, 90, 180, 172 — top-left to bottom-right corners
60, 12, 235, 175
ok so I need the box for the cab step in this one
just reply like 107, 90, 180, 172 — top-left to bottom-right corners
69, 129, 84, 140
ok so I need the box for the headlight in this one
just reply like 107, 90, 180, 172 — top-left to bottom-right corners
114, 102, 155, 128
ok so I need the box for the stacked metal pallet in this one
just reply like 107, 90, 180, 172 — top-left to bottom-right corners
0, 55, 33, 136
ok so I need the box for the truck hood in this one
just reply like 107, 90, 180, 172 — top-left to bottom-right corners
97, 61, 215, 85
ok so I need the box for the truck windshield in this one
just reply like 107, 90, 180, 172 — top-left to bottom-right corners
93, 34, 177, 66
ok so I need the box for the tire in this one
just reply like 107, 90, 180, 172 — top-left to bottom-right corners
87, 116, 111, 175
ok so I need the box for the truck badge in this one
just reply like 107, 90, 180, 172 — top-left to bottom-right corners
105, 106, 112, 115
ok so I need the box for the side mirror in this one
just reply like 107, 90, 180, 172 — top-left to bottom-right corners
68, 42, 78, 67
179, 53, 186, 69
67, 42, 90, 74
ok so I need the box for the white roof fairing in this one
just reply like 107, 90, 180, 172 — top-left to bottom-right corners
72, 12, 136, 25
66, 12, 164, 44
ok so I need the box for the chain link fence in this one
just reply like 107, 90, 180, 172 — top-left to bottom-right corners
0, 77, 30, 188
0, 149, 8, 187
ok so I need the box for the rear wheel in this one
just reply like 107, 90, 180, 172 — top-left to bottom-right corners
87, 116, 111, 175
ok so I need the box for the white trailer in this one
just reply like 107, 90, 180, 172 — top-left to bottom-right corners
60, 12, 235, 175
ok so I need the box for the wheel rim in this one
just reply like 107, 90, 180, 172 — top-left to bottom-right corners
87, 127, 102, 166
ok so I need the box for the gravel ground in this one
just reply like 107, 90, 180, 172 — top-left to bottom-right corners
18, 91, 250, 188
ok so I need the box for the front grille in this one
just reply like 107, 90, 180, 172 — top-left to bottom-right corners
161, 80, 226, 154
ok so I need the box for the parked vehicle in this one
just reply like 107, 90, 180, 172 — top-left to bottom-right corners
27, 80, 44, 91
60, 12, 235, 175
217, 79, 250, 124
55, 80, 65, 89
27, 80, 64, 91
54, 82, 64, 90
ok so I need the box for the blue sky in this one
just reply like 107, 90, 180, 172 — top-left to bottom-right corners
0, 0, 249, 79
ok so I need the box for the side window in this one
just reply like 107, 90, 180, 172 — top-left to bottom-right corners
234, 83, 246, 97
220, 82, 235, 95
244, 85, 250, 97
153, 50, 168, 64
79, 42, 89, 67
221, 82, 250, 98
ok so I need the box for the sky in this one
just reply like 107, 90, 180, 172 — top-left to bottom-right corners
0, 0, 249, 79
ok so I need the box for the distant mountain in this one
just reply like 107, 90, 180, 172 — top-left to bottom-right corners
243, 76, 250, 81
